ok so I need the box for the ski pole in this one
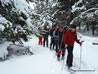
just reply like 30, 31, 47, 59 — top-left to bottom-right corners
61, 58, 65, 70
79, 36, 83, 69
80, 41, 84, 69
80, 45, 82, 69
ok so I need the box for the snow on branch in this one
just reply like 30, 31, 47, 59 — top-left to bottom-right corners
70, 8, 98, 24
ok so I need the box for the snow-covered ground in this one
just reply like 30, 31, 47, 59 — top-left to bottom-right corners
0, 34, 98, 74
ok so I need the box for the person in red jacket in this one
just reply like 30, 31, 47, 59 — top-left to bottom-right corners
63, 24, 82, 68
38, 36, 42, 45
38, 28, 43, 45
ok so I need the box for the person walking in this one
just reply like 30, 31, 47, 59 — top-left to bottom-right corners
53, 25, 59, 53
43, 28, 49, 47
57, 26, 67, 60
50, 26, 55, 50
63, 24, 82, 68
38, 27, 43, 45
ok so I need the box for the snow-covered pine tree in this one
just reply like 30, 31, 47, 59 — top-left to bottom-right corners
31, 0, 59, 28
71, 0, 98, 36
0, 0, 34, 44
53, 0, 79, 26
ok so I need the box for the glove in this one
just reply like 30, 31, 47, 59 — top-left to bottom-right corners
65, 44, 68, 48
80, 41, 84, 46
80, 42, 82, 46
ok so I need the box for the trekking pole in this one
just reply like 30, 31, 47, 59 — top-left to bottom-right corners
80, 40, 84, 69
80, 45, 82, 69
79, 35, 83, 70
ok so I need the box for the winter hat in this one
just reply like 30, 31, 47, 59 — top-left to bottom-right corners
70, 24, 77, 29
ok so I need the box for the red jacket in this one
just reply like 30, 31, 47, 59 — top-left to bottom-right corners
63, 29, 81, 46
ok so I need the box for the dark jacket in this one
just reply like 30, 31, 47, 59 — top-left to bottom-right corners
50, 28, 55, 37
43, 30, 49, 38
59, 31, 65, 49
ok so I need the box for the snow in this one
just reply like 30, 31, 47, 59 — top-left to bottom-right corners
1, 0, 33, 16
0, 24, 5, 31
29, 2, 36, 9
0, 34, 98, 74
72, 5, 85, 12
0, 0, 11, 5
0, 42, 9, 60
0, 0, 98, 73
0, 0, 36, 29
26, 18, 33, 27
73, 34, 98, 72
95, 10, 98, 15
0, 16, 10, 31
0, 16, 8, 24
70, 8, 98, 24
71, 0, 85, 12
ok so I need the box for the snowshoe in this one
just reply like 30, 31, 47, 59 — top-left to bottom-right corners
57, 55, 60, 61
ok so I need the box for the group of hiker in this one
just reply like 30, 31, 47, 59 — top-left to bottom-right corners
37, 24, 82, 68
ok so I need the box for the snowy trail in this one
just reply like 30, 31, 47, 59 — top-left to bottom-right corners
0, 35, 98, 74
0, 35, 69, 74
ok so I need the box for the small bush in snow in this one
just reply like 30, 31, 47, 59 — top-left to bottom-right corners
7, 44, 33, 56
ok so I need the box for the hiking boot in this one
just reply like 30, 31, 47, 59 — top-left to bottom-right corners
66, 64, 72, 69
57, 55, 60, 61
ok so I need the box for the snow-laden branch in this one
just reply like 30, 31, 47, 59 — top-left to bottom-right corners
70, 8, 98, 24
